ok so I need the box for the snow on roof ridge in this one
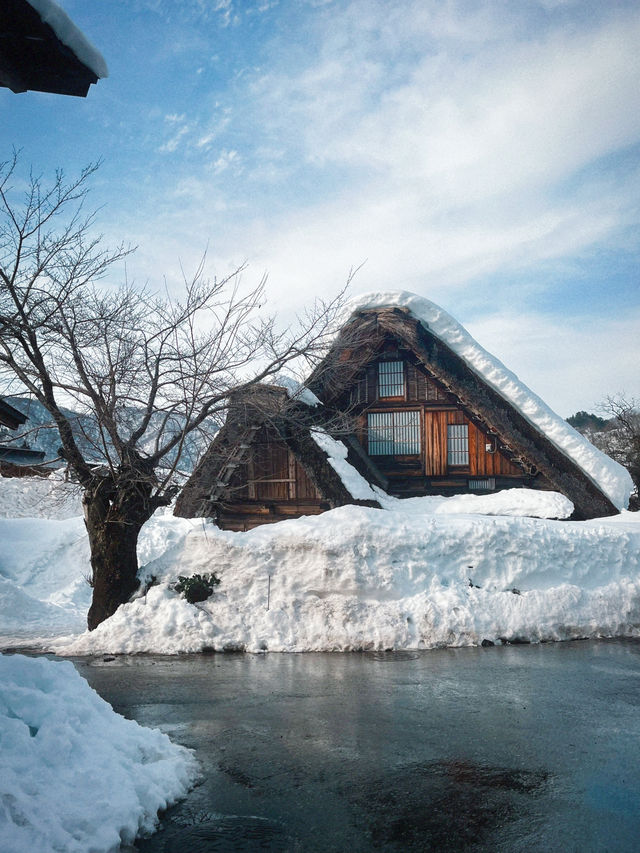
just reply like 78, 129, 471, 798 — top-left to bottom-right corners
28, 0, 109, 79
345, 290, 633, 511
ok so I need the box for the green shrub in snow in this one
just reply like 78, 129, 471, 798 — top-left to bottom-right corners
173, 573, 220, 604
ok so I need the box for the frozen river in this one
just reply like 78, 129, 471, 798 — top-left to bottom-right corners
75, 639, 640, 852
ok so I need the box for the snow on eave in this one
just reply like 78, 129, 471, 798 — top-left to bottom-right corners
27, 0, 109, 79
345, 291, 633, 511
310, 428, 380, 503
275, 375, 322, 408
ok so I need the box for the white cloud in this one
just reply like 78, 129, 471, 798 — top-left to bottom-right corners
98, 0, 640, 413
158, 124, 191, 153
465, 308, 640, 415
251, 4, 640, 203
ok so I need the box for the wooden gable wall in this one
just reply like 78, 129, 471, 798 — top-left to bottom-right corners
213, 426, 327, 531
336, 341, 531, 496
423, 410, 522, 478
233, 426, 321, 502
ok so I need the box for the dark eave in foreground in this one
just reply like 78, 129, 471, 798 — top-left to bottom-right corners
0, 398, 27, 430
0, 0, 100, 96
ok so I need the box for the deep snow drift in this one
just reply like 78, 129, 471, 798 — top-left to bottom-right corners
1, 476, 639, 655
53, 497, 640, 655
0, 653, 197, 853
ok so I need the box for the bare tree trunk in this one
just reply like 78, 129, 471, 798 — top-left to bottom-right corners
86, 513, 145, 630
83, 469, 160, 630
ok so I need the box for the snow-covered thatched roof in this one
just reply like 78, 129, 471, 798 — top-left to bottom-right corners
329, 291, 632, 512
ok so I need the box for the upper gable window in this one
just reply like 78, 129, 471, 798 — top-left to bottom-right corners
378, 360, 405, 398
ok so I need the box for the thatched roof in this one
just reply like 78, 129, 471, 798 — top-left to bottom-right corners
306, 305, 621, 520
174, 385, 382, 519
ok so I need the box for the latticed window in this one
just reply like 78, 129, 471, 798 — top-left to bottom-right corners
447, 423, 469, 466
368, 411, 421, 455
469, 478, 495, 491
378, 361, 405, 398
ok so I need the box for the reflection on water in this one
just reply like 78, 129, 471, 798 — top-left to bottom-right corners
75, 640, 640, 852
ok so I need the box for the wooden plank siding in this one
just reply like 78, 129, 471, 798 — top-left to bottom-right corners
238, 429, 322, 503
424, 410, 448, 476
216, 435, 327, 530
215, 500, 328, 531
354, 356, 524, 487
423, 410, 522, 478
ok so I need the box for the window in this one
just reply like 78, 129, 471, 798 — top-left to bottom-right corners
447, 423, 469, 466
378, 361, 404, 398
368, 411, 421, 455
469, 478, 495, 491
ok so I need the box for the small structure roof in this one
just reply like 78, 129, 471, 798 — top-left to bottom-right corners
0, 398, 27, 430
0, 0, 107, 97
174, 385, 382, 520
0, 445, 46, 465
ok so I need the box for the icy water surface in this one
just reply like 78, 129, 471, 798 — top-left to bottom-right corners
74, 640, 640, 852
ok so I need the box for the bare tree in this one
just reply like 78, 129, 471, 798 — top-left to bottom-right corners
595, 395, 640, 508
0, 153, 345, 628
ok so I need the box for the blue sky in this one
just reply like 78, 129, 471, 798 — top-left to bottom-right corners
3, 0, 639, 414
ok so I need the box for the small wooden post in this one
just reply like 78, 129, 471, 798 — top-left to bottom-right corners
267, 574, 271, 611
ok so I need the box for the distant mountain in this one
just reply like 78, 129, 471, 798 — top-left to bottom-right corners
566, 411, 610, 432
0, 397, 213, 474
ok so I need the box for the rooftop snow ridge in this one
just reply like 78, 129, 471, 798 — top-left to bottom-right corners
344, 290, 633, 511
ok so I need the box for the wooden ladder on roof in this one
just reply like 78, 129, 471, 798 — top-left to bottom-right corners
200, 424, 260, 512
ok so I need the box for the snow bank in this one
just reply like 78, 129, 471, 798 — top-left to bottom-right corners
0, 481, 191, 645
386, 489, 574, 519
2, 477, 638, 656
0, 474, 82, 520
52, 499, 640, 656
0, 653, 197, 853
27, 0, 108, 78
0, 514, 90, 641
345, 291, 634, 511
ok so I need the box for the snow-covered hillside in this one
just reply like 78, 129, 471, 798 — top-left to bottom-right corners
1, 476, 638, 655
0, 397, 210, 472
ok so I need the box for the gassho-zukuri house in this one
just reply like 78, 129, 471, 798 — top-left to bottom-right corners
174, 292, 633, 529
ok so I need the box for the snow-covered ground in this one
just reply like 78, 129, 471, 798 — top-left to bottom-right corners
0, 476, 90, 643
1, 475, 638, 655
0, 653, 197, 853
